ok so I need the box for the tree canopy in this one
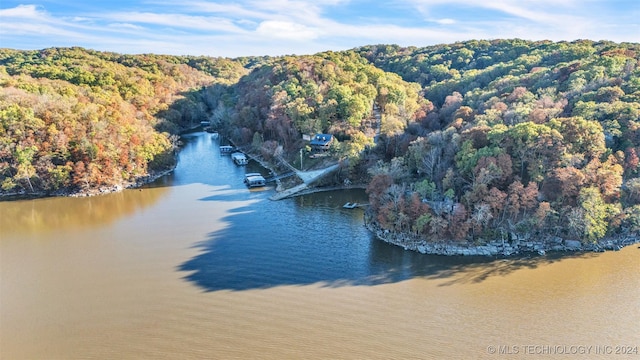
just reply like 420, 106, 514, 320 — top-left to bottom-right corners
357, 39, 640, 243
1, 40, 639, 243
0, 47, 247, 194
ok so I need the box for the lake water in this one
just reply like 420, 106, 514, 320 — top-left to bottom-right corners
1, 132, 639, 359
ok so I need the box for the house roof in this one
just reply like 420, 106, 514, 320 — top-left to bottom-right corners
310, 134, 333, 146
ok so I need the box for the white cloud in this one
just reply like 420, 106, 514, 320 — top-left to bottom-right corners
0, 4, 42, 18
435, 18, 456, 25
173, 1, 270, 20
0, 5, 87, 38
102, 12, 246, 33
256, 21, 320, 41
72, 17, 93, 23
107, 23, 146, 31
0, 0, 636, 57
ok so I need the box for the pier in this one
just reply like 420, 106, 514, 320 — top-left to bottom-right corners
269, 164, 340, 200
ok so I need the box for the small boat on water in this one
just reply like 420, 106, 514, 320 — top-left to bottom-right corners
231, 152, 248, 165
343, 202, 359, 209
244, 173, 266, 187
220, 145, 234, 154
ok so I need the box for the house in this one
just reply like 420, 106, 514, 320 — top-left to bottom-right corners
309, 134, 334, 151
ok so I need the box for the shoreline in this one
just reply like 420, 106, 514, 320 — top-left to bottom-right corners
0, 166, 176, 201
0, 129, 196, 201
279, 184, 367, 198
70, 166, 177, 197
365, 219, 640, 257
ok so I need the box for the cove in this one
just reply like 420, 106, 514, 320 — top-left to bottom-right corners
1, 132, 638, 359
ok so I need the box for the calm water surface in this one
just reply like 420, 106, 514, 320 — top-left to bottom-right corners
1, 132, 639, 359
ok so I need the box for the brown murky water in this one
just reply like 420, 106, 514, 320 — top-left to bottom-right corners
1, 132, 639, 359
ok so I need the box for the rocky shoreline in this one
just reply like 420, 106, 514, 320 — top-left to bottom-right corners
70, 167, 176, 197
0, 167, 176, 200
365, 220, 639, 257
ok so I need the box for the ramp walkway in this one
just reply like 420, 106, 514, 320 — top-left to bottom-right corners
270, 164, 340, 200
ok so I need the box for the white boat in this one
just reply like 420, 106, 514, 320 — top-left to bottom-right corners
244, 173, 266, 187
231, 152, 248, 165
244, 173, 262, 180
343, 202, 359, 209
219, 145, 234, 154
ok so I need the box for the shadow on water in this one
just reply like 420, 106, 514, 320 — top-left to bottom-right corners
173, 132, 603, 292
177, 189, 600, 292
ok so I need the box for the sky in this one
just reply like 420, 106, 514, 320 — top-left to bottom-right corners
0, 0, 638, 58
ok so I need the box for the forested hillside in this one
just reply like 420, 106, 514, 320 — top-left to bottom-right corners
0, 47, 247, 195
356, 40, 640, 244
220, 51, 428, 161
1, 40, 638, 244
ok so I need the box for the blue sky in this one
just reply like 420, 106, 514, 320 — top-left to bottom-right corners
1, 0, 638, 57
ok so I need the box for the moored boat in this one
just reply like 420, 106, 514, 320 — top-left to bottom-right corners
219, 145, 234, 154
231, 152, 248, 165
244, 173, 266, 187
